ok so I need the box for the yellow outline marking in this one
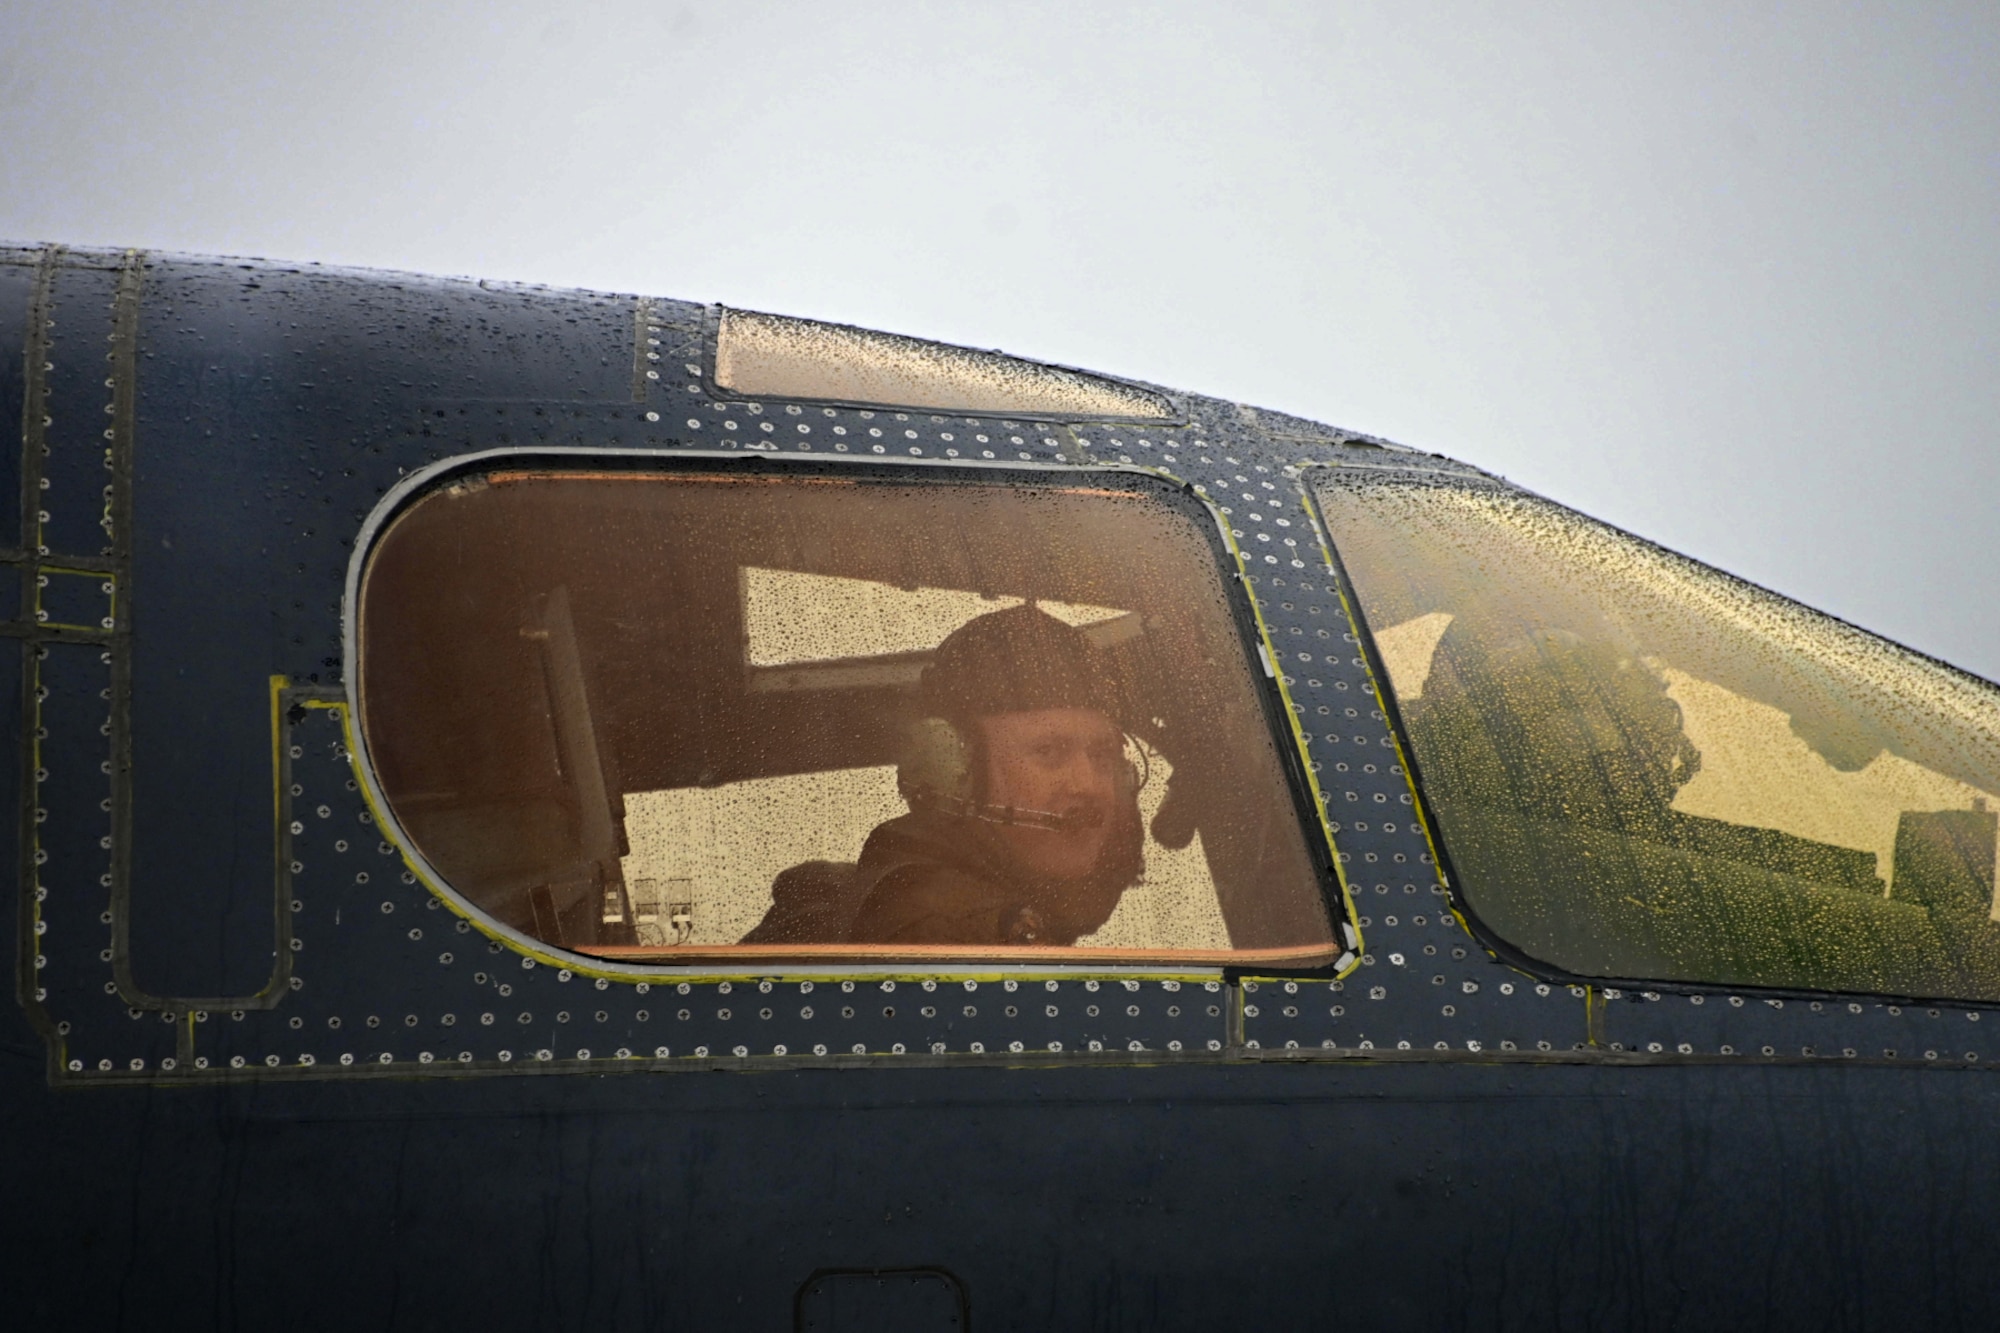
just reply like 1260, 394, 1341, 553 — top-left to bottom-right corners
1295, 463, 1596, 1025
1296, 470, 1475, 945
1207, 490, 1362, 976
29, 646, 46, 1034
35, 566, 117, 634
270, 674, 287, 845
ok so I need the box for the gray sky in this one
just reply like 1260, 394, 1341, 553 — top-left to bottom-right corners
5, 2, 1996, 675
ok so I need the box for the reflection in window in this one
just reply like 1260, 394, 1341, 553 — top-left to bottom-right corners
1320, 472, 2000, 1001
359, 469, 1334, 965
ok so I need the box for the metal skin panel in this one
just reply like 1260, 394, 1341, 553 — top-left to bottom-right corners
123, 259, 667, 1001
5, 244, 2000, 1327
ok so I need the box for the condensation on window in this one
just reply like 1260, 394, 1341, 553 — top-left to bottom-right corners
1318, 471, 2000, 1001
358, 468, 1332, 966
741, 566, 1128, 670
714, 308, 1176, 420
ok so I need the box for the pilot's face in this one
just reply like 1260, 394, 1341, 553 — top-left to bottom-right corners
976, 707, 1129, 882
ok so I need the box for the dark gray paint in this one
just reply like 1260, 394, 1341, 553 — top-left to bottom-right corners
6, 246, 2000, 1329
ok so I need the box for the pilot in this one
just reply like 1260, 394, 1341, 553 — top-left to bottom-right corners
841, 603, 1146, 946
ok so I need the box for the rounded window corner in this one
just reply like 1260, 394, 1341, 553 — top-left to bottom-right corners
350, 453, 1343, 972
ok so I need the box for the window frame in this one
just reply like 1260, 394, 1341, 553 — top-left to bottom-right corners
345, 446, 1360, 981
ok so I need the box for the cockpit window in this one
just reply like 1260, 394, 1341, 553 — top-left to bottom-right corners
1317, 471, 2000, 1002
357, 465, 1335, 966
714, 308, 1176, 420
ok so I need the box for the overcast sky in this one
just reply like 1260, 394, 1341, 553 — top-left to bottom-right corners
4, 2, 1996, 675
